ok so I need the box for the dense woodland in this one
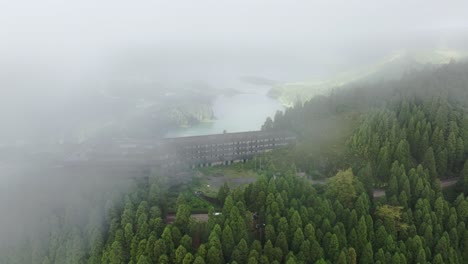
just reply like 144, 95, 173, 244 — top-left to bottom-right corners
3, 62, 468, 263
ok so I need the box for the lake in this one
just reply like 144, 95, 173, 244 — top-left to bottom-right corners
165, 82, 284, 138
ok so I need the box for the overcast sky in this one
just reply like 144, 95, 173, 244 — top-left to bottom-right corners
2, 1, 467, 64
2, 0, 468, 83
1, 0, 468, 142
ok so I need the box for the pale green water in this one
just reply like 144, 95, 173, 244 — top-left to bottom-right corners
165, 83, 284, 138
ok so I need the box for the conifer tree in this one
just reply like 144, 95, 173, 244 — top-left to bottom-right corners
422, 147, 437, 180
359, 243, 374, 264
463, 160, 468, 194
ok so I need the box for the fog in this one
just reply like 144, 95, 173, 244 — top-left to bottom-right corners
4, 1, 464, 142
1, 0, 468, 258
2, 1, 468, 143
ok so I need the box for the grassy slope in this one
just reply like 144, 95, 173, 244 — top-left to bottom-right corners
192, 166, 260, 197
165, 164, 263, 213
270, 49, 468, 107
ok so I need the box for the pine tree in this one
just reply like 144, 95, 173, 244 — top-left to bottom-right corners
463, 117, 468, 153
348, 247, 357, 264
193, 256, 206, 264
231, 239, 249, 264
462, 230, 468, 262
433, 254, 444, 264
154, 239, 166, 261
326, 234, 339, 260
359, 243, 373, 264
422, 147, 437, 180
292, 228, 304, 254
356, 217, 368, 255
182, 253, 194, 264
447, 132, 458, 170
206, 246, 223, 264
180, 235, 192, 253
435, 106, 448, 134
262, 117, 274, 131
221, 225, 235, 260
420, 131, 430, 158
289, 211, 303, 234
299, 240, 311, 263
432, 127, 445, 153
276, 217, 288, 236
463, 160, 468, 194
136, 255, 150, 264
436, 149, 448, 177
275, 232, 288, 255
336, 250, 347, 264
416, 248, 427, 264
388, 173, 399, 200
264, 224, 276, 243
109, 241, 123, 264
377, 146, 391, 181
456, 137, 464, 164
310, 240, 324, 262
263, 240, 275, 263
175, 246, 187, 264
395, 140, 411, 170
217, 183, 230, 204
157, 255, 170, 264
174, 204, 191, 232
374, 248, 385, 263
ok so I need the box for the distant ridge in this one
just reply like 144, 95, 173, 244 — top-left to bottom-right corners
269, 49, 468, 107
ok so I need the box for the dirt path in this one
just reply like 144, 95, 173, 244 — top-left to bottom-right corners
372, 177, 460, 198
440, 177, 459, 188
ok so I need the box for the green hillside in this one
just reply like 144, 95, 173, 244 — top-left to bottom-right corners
3, 62, 468, 264
269, 49, 468, 107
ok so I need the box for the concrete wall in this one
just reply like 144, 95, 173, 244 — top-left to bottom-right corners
68, 130, 295, 169
162, 130, 295, 168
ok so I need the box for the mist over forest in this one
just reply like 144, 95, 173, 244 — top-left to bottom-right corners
1, 1, 468, 264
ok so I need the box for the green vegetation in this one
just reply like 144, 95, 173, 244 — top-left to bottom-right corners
192, 166, 260, 197
165, 186, 213, 213
264, 61, 468, 179
3, 62, 468, 264
269, 49, 467, 107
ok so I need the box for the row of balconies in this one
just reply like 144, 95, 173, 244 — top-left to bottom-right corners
189, 149, 266, 159
182, 138, 286, 149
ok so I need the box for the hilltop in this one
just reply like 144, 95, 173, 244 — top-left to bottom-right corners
269, 49, 468, 107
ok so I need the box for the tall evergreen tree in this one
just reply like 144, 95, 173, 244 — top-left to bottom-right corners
422, 147, 437, 180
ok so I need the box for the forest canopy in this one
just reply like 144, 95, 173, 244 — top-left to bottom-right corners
3, 62, 468, 264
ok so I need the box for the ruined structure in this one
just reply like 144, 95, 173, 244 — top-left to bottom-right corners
162, 130, 295, 168
67, 130, 295, 169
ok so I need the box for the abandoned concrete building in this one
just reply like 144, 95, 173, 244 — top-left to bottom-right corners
161, 130, 296, 168
68, 130, 295, 169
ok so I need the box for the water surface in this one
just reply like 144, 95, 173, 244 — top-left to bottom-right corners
165, 82, 284, 137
